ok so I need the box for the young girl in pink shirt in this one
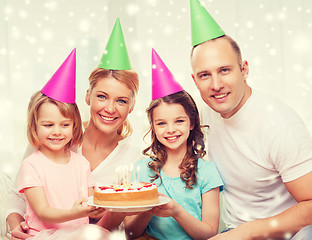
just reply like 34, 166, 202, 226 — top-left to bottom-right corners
17, 49, 106, 239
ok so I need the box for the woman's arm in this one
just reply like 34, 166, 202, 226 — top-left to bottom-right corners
6, 213, 31, 240
152, 188, 220, 240
6, 144, 36, 237
5, 166, 32, 239
24, 186, 95, 223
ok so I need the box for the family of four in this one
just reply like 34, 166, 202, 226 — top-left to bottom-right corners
5, 0, 312, 239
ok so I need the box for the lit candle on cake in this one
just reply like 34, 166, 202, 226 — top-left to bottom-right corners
130, 164, 136, 184
126, 165, 129, 185
115, 166, 120, 186
137, 166, 140, 184
122, 165, 126, 185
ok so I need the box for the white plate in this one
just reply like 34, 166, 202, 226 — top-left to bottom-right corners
86, 195, 170, 212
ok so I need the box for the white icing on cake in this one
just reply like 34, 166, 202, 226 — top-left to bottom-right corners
95, 182, 156, 193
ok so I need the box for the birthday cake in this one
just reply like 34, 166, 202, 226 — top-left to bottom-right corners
93, 182, 159, 206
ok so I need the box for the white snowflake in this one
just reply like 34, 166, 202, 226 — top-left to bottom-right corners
37, 48, 45, 55
126, 3, 139, 16
293, 35, 311, 55
78, 19, 91, 32
41, 29, 53, 41
18, 9, 27, 19
246, 21, 254, 29
44, 1, 57, 10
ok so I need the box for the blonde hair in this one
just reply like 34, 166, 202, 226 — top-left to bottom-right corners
27, 91, 83, 149
88, 68, 139, 138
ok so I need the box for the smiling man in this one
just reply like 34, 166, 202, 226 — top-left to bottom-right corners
189, 0, 312, 239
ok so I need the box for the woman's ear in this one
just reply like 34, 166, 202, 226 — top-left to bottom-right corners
129, 99, 136, 114
85, 89, 91, 106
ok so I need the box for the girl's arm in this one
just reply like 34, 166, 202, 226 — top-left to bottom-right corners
124, 211, 154, 239
88, 187, 106, 220
24, 186, 95, 223
152, 188, 220, 240
88, 187, 94, 196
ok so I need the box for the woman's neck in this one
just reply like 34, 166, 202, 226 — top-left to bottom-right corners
83, 120, 122, 150
82, 120, 123, 171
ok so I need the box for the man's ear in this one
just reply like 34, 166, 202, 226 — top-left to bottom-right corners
191, 74, 198, 88
241, 60, 249, 81
85, 89, 91, 106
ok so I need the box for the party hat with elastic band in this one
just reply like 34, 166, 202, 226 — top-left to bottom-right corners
98, 18, 131, 70
152, 48, 183, 100
41, 48, 76, 103
190, 0, 225, 46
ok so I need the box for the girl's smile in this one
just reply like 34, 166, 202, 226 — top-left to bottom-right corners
153, 102, 192, 152
36, 102, 73, 158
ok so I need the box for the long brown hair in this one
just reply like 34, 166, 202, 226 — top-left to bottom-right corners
144, 91, 207, 189
88, 68, 139, 138
27, 91, 83, 149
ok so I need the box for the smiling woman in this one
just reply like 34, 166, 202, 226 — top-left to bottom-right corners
83, 68, 140, 172
4, 18, 145, 239
85, 68, 137, 141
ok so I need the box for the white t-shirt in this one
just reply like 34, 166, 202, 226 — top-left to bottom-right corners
200, 89, 312, 228
4, 136, 144, 220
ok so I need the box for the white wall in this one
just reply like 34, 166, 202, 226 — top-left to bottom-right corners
1, 0, 311, 178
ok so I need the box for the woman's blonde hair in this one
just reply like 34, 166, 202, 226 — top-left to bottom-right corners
88, 68, 139, 138
27, 91, 83, 149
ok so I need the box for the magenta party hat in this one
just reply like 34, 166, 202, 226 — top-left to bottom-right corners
41, 48, 76, 104
152, 48, 183, 100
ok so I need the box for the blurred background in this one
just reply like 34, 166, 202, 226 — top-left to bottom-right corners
0, 0, 311, 179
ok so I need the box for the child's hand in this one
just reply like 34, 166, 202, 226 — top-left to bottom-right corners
88, 207, 106, 219
9, 221, 33, 240
150, 197, 181, 218
71, 197, 97, 218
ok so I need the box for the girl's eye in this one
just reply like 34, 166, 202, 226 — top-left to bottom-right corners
156, 122, 165, 126
176, 119, 184, 123
44, 124, 52, 127
62, 124, 70, 127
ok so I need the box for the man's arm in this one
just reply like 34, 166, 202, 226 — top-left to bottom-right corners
209, 171, 312, 240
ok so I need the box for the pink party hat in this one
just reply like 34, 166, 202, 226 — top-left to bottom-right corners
152, 48, 183, 100
41, 48, 76, 103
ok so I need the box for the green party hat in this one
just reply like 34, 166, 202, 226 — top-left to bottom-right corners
98, 18, 131, 70
190, 0, 225, 46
